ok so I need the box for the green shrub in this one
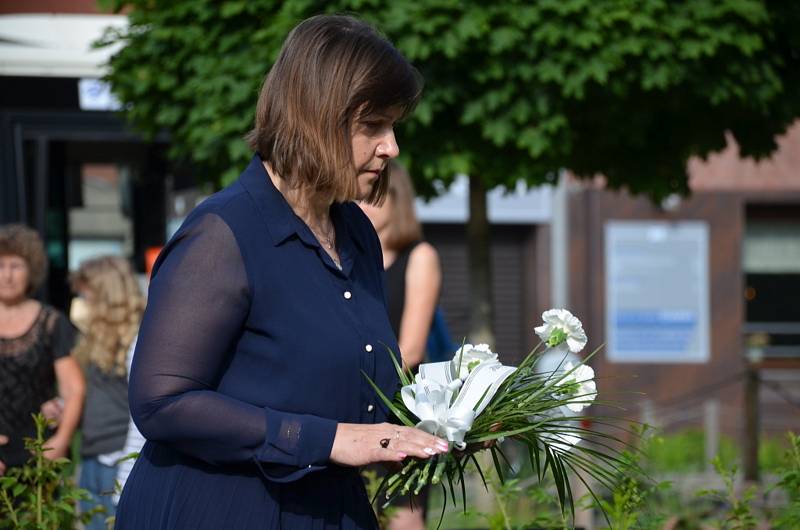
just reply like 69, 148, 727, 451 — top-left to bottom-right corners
0, 414, 101, 529
698, 456, 758, 530
772, 432, 800, 529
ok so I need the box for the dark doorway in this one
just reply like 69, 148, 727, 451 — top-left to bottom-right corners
2, 111, 168, 310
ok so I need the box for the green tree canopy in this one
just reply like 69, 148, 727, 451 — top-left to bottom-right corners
100, 0, 800, 199
99, 0, 800, 341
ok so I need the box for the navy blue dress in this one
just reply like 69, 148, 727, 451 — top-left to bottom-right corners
115, 156, 400, 529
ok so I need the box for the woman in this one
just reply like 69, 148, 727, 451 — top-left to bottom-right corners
361, 162, 442, 372
115, 15, 448, 530
70, 256, 144, 529
0, 224, 85, 475
360, 163, 442, 530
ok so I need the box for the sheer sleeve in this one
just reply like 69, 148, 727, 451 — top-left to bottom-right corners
129, 212, 337, 481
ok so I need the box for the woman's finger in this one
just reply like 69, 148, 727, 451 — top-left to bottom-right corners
397, 426, 449, 453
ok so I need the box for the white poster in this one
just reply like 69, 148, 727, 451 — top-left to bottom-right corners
605, 221, 710, 363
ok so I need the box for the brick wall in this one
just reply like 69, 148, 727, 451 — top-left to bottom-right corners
689, 122, 800, 191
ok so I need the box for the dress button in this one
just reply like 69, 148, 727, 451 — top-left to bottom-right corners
343, 291, 352, 299
365, 344, 373, 352
367, 404, 375, 412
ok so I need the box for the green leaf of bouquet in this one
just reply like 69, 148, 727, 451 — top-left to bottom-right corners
446, 465, 457, 507
469, 423, 539, 442
529, 438, 543, 482
543, 446, 564, 512
456, 456, 468, 512
469, 453, 489, 492
360, 370, 415, 427
371, 470, 393, 506
555, 450, 618, 492
490, 447, 505, 485
382, 344, 411, 388
556, 454, 576, 522
556, 431, 633, 468
560, 456, 613, 529
494, 444, 514, 471
516, 341, 545, 372
435, 482, 447, 530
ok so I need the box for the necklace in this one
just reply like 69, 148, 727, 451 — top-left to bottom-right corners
308, 223, 342, 270
308, 224, 336, 250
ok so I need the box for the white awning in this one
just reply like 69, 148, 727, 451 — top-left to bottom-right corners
0, 13, 127, 77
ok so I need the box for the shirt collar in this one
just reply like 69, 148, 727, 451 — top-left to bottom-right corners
239, 154, 365, 255
333, 202, 366, 254
238, 155, 302, 246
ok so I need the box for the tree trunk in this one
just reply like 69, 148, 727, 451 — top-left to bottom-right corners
467, 174, 495, 347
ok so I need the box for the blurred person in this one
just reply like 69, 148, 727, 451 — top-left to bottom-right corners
69, 256, 144, 529
360, 162, 442, 530
361, 161, 442, 372
0, 224, 85, 475
113, 253, 156, 503
114, 15, 449, 530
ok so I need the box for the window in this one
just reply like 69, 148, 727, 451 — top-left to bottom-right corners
744, 205, 800, 359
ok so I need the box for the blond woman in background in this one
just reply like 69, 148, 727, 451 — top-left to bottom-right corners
70, 256, 144, 530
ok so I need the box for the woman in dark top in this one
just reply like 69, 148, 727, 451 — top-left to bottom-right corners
363, 162, 442, 372
0, 224, 85, 474
361, 162, 442, 530
115, 15, 448, 530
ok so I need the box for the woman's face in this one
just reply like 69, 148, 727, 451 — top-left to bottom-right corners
351, 108, 402, 200
69, 296, 92, 333
0, 254, 30, 303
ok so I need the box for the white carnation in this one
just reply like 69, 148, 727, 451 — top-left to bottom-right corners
452, 343, 498, 378
559, 362, 597, 412
534, 309, 587, 353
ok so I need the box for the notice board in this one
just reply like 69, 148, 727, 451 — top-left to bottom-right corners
605, 221, 710, 363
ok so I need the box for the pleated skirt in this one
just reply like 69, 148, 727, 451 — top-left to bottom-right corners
115, 442, 379, 530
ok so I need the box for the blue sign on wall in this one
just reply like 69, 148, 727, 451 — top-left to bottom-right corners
605, 222, 710, 363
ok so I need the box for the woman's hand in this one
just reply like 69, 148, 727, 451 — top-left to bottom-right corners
329, 423, 449, 467
40, 397, 65, 425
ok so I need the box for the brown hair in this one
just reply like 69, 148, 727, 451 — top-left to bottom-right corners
70, 256, 144, 377
384, 161, 423, 250
245, 14, 422, 205
0, 223, 47, 295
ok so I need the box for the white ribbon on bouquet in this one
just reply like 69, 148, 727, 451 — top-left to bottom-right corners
401, 360, 516, 449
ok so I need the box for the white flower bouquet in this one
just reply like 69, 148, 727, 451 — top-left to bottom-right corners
364, 309, 631, 522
